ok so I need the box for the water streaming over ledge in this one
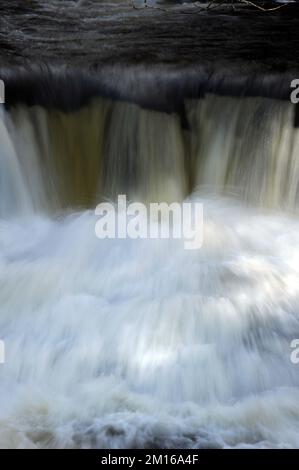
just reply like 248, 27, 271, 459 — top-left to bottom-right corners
1, 94, 299, 212
1, 85, 299, 448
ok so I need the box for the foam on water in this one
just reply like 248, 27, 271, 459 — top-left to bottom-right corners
1, 95, 299, 448
0, 200, 299, 448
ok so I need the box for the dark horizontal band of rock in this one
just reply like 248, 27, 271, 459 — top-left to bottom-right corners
0, 65, 296, 111
0, 1, 298, 120
0, 1, 299, 71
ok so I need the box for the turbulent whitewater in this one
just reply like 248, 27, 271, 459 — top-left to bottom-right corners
0, 92, 299, 448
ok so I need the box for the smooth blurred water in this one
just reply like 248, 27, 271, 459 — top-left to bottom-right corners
0, 94, 299, 448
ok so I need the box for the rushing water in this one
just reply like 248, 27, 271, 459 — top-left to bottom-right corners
0, 90, 299, 448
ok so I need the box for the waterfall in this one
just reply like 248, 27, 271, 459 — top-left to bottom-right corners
0, 108, 33, 217
1, 90, 299, 449
187, 95, 299, 209
1, 93, 299, 212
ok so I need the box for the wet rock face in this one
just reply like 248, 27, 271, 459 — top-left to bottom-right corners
0, 1, 298, 108
0, 1, 298, 74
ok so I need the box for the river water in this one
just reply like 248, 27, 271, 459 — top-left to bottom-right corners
0, 89, 299, 448
0, 0, 299, 450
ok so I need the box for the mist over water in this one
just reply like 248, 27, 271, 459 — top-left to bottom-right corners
1, 90, 299, 448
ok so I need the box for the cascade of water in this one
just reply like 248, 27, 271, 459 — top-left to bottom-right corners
2, 94, 298, 212
1, 93, 299, 449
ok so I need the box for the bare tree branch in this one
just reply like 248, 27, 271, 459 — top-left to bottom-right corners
128, 0, 289, 14
238, 0, 287, 11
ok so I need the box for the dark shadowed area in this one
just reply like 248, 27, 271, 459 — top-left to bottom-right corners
0, 1, 299, 107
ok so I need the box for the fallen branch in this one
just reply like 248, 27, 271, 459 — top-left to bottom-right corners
238, 0, 288, 11
128, 0, 289, 14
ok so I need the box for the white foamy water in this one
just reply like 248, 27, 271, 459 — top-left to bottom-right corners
1, 201, 299, 448
0, 97, 299, 448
